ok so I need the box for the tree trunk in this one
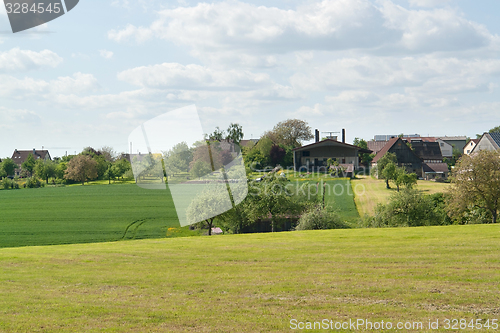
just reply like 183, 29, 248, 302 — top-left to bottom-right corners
386, 179, 390, 189
492, 210, 497, 224
208, 218, 214, 235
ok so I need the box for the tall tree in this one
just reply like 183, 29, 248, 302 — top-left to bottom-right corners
34, 159, 56, 184
376, 152, 398, 189
21, 154, 36, 177
446, 150, 500, 224
489, 126, 500, 133
1, 158, 17, 177
64, 155, 98, 185
268, 119, 313, 147
226, 123, 243, 144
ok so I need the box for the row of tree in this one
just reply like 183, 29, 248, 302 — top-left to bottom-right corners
0, 146, 132, 186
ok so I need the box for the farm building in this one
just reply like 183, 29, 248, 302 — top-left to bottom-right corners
471, 133, 500, 153
410, 137, 453, 158
411, 141, 443, 163
371, 138, 423, 177
11, 149, 51, 177
438, 136, 468, 152
292, 130, 371, 173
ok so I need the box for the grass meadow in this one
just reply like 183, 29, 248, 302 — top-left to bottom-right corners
0, 184, 181, 248
0, 225, 499, 332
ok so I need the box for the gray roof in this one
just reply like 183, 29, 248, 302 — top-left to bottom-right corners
488, 132, 500, 148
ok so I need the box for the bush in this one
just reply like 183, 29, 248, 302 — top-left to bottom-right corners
296, 206, 349, 230
365, 189, 451, 227
1, 178, 19, 190
25, 177, 45, 189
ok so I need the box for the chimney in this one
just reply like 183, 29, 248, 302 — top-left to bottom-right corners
315, 129, 319, 143
342, 129, 345, 143
33, 148, 36, 155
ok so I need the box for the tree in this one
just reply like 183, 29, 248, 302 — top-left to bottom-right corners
353, 138, 374, 166
394, 168, 417, 191
269, 144, 286, 166
64, 155, 98, 185
296, 206, 349, 230
186, 185, 230, 235
489, 126, 500, 133
164, 142, 193, 177
21, 154, 36, 177
246, 173, 305, 232
1, 158, 17, 177
34, 159, 56, 184
375, 152, 397, 189
113, 158, 131, 180
446, 150, 500, 224
267, 119, 313, 147
226, 123, 243, 144
366, 189, 450, 227
208, 126, 225, 141
190, 160, 212, 179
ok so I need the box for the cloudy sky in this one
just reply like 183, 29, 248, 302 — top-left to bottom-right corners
1, 0, 500, 158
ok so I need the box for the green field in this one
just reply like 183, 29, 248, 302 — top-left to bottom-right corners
0, 225, 499, 332
323, 179, 360, 223
0, 184, 180, 248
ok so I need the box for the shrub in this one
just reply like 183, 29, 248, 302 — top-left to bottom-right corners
365, 189, 451, 227
296, 206, 349, 230
25, 177, 45, 189
1, 178, 19, 190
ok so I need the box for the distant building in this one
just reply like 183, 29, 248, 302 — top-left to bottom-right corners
374, 134, 420, 141
371, 138, 423, 177
292, 129, 371, 174
437, 136, 468, 152
11, 149, 51, 177
410, 137, 453, 158
411, 141, 443, 163
367, 141, 388, 156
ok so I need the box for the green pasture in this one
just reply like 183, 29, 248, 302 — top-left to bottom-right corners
0, 224, 499, 332
0, 184, 181, 248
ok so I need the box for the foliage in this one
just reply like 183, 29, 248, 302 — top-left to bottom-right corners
266, 119, 313, 148
24, 177, 44, 189
185, 186, 230, 235
2, 178, 19, 190
0, 158, 17, 177
353, 138, 374, 165
246, 173, 307, 232
489, 125, 500, 133
375, 153, 397, 188
295, 206, 349, 230
190, 160, 212, 179
446, 150, 500, 224
21, 153, 36, 177
64, 155, 98, 185
269, 144, 286, 166
392, 167, 418, 191
226, 123, 244, 144
164, 142, 193, 177
34, 159, 56, 184
366, 189, 450, 227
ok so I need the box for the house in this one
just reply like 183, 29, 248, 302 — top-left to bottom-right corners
411, 141, 443, 163
371, 137, 423, 177
463, 139, 480, 155
422, 163, 449, 180
292, 130, 371, 173
438, 136, 468, 152
11, 149, 51, 176
471, 133, 500, 153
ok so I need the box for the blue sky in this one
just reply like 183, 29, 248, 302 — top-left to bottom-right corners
1, 0, 500, 158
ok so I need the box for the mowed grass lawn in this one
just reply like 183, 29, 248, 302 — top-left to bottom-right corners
0, 184, 180, 248
324, 179, 360, 223
352, 176, 451, 217
0, 225, 499, 332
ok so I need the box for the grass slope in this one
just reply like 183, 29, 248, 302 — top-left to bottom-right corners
0, 225, 499, 332
0, 184, 180, 248
353, 176, 451, 217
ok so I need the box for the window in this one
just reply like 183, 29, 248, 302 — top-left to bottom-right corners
302, 151, 310, 157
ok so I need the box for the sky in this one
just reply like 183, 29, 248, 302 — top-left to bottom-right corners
1, 0, 500, 158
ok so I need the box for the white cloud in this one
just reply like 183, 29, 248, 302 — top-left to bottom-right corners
0, 107, 41, 129
99, 50, 114, 59
0, 73, 100, 99
107, 0, 493, 60
408, 0, 451, 8
0, 48, 63, 72
117, 63, 272, 89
